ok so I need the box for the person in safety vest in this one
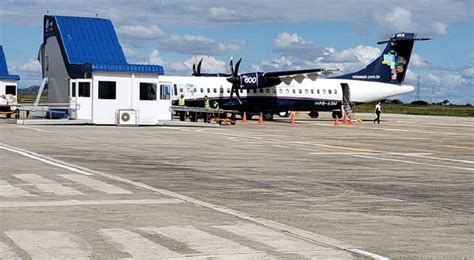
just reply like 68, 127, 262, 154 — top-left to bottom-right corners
178, 94, 186, 121
203, 95, 210, 123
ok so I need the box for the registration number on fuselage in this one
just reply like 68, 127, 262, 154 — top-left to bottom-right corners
314, 101, 338, 106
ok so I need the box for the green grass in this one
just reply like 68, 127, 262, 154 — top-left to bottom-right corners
355, 103, 474, 117
17, 92, 48, 104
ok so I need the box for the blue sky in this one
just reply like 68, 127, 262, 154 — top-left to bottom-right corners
0, 0, 472, 104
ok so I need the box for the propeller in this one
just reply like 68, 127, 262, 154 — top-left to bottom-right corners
192, 58, 203, 76
226, 57, 243, 105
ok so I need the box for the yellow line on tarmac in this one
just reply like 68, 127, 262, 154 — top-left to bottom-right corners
313, 144, 376, 153
445, 145, 474, 150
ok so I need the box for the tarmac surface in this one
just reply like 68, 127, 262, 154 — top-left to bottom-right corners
0, 113, 473, 259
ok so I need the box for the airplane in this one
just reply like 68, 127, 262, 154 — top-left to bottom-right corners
161, 32, 429, 120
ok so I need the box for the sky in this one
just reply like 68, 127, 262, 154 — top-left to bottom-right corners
0, 0, 473, 104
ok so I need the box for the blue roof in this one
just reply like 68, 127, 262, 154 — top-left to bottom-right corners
44, 15, 164, 76
0, 46, 20, 81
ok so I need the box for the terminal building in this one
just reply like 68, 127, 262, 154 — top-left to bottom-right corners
37, 15, 173, 125
0, 46, 20, 96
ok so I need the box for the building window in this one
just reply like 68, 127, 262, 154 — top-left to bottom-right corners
98, 81, 116, 99
5, 85, 16, 95
78, 82, 90, 97
160, 84, 171, 100
140, 82, 157, 100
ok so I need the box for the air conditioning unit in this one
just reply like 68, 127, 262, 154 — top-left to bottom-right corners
117, 109, 138, 126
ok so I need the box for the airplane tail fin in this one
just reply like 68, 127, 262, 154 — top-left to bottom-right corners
336, 33, 430, 84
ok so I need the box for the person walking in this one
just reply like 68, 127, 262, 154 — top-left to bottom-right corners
178, 94, 186, 121
373, 102, 382, 124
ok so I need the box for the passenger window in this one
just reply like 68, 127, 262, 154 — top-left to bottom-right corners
286, 89, 289, 94
272, 89, 276, 94
278, 89, 282, 94
323, 89, 326, 94
179, 88, 183, 93
193, 88, 197, 93
292, 89, 296, 94
317, 89, 320, 94
328, 89, 332, 94
298, 89, 302, 94
213, 88, 217, 93
334, 89, 337, 94
259, 89, 263, 93
220, 87, 224, 93
207, 88, 210, 93
266, 89, 270, 93
304, 89, 308, 94
200, 88, 204, 93
226, 88, 231, 93
253, 89, 257, 94
311, 89, 314, 94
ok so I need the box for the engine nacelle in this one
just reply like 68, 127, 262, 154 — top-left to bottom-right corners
239, 72, 265, 89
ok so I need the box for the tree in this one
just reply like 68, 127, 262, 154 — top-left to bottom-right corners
442, 99, 450, 105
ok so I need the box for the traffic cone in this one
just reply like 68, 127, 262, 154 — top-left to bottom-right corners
290, 113, 296, 125
258, 113, 264, 124
342, 113, 347, 124
334, 115, 339, 127
242, 112, 247, 124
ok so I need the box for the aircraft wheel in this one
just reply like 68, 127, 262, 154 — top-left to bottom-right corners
332, 111, 343, 119
309, 110, 319, 118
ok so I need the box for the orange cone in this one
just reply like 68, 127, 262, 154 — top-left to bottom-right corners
258, 113, 264, 124
242, 112, 248, 124
334, 115, 339, 127
342, 113, 348, 124
290, 114, 296, 125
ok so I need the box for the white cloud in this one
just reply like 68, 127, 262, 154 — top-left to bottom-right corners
273, 32, 320, 57
9, 59, 42, 88
409, 53, 427, 68
117, 25, 164, 40
158, 34, 245, 55
148, 50, 227, 75
322, 45, 381, 64
432, 22, 448, 36
468, 49, 474, 64
208, 7, 239, 21
12, 59, 41, 73
461, 68, 474, 79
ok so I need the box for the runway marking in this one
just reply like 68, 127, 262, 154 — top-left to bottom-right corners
100, 228, 181, 258
378, 128, 409, 132
0, 143, 386, 260
14, 174, 83, 196
272, 144, 288, 148
0, 180, 36, 197
389, 153, 474, 165
59, 174, 133, 194
309, 152, 367, 155
0, 241, 21, 260
314, 144, 375, 153
445, 144, 474, 150
5, 230, 92, 259
17, 126, 48, 132
0, 143, 94, 176
141, 225, 261, 256
217, 222, 354, 259
0, 198, 182, 208
352, 154, 474, 172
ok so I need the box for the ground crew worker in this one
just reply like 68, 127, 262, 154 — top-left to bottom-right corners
373, 102, 381, 124
203, 95, 210, 123
178, 94, 186, 121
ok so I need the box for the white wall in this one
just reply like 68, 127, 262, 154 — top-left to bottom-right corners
0, 80, 17, 96
89, 72, 166, 125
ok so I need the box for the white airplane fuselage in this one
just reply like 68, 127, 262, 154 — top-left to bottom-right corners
161, 75, 414, 114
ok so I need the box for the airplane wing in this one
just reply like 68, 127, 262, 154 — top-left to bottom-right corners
263, 68, 339, 79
